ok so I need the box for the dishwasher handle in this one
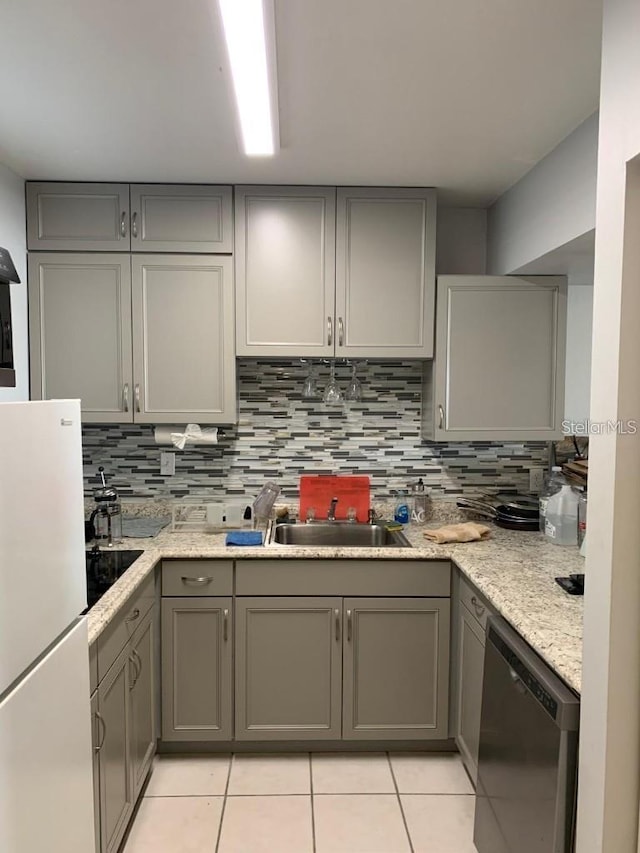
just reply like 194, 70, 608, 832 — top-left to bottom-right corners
486, 616, 580, 731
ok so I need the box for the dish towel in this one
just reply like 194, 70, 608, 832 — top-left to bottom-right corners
225, 531, 263, 546
423, 522, 491, 544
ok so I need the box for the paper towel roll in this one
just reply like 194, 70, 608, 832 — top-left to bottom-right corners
154, 424, 218, 449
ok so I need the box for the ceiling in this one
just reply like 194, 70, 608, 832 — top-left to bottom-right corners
0, 0, 602, 206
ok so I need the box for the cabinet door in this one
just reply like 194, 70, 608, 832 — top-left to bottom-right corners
91, 691, 102, 853
28, 253, 133, 423
98, 645, 133, 853
455, 603, 485, 785
161, 597, 233, 741
26, 182, 130, 251
235, 597, 343, 740
131, 255, 236, 424
433, 275, 567, 440
335, 188, 436, 357
129, 608, 156, 797
235, 186, 336, 356
130, 184, 233, 253
343, 597, 450, 740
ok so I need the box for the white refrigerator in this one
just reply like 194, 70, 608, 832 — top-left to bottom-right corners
0, 400, 95, 852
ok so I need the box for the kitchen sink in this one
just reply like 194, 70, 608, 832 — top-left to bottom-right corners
269, 521, 411, 548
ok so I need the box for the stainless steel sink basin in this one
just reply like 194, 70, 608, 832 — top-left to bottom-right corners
269, 522, 411, 548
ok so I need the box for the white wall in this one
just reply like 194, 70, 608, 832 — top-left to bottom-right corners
577, 0, 640, 850
0, 163, 26, 401
564, 283, 593, 426
487, 112, 598, 275
436, 208, 487, 273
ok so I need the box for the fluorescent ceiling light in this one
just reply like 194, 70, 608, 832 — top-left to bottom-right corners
218, 0, 279, 156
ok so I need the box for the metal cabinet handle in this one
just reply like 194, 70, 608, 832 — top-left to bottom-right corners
135, 384, 141, 413
347, 609, 352, 642
132, 212, 138, 238
338, 317, 344, 347
335, 608, 340, 641
470, 595, 485, 618
94, 711, 106, 753
327, 316, 333, 347
125, 607, 140, 623
128, 653, 137, 690
223, 609, 229, 642
132, 648, 142, 680
181, 576, 214, 584
120, 212, 127, 237
438, 404, 445, 430
122, 383, 129, 412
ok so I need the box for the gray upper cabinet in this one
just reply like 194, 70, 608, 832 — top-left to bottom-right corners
425, 275, 567, 441
161, 596, 233, 742
342, 597, 450, 740
130, 185, 233, 253
335, 188, 436, 357
235, 186, 336, 357
235, 596, 343, 740
234, 185, 437, 358
28, 253, 133, 423
131, 255, 236, 424
27, 183, 130, 251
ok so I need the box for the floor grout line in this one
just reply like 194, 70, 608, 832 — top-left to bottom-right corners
387, 751, 415, 853
309, 753, 317, 853
214, 754, 233, 853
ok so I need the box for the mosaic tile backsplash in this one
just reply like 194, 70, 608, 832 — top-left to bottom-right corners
82, 360, 548, 500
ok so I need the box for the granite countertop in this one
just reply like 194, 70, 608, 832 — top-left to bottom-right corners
87, 522, 584, 694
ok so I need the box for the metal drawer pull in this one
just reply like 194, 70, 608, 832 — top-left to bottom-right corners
327, 316, 333, 346
135, 384, 141, 412
126, 607, 140, 623
181, 576, 214, 584
438, 404, 445, 430
335, 608, 340, 641
94, 711, 106, 753
120, 212, 127, 237
223, 609, 229, 642
471, 595, 485, 618
347, 609, 352, 642
132, 211, 138, 238
338, 317, 344, 347
123, 383, 129, 412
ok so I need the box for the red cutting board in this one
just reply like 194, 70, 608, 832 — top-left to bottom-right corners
299, 475, 370, 523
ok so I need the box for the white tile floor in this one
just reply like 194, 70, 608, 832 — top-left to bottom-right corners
122, 751, 477, 853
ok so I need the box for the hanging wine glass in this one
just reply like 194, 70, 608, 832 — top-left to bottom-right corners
301, 361, 319, 399
345, 361, 362, 401
323, 361, 343, 405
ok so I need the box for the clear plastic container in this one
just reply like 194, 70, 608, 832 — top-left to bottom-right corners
539, 466, 566, 533
577, 489, 587, 547
544, 484, 580, 546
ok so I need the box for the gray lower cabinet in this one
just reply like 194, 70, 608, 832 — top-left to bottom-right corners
92, 604, 157, 853
161, 597, 233, 741
454, 603, 485, 784
235, 597, 343, 740
96, 642, 133, 853
423, 274, 568, 441
90, 691, 101, 853
343, 597, 450, 740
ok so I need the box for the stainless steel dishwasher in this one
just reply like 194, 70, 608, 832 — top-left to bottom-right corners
473, 616, 580, 853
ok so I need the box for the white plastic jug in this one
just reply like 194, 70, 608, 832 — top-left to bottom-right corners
544, 484, 579, 546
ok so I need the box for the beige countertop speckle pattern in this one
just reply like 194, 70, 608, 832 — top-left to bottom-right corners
87, 522, 584, 694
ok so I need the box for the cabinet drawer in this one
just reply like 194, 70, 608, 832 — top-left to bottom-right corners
97, 571, 156, 681
162, 560, 233, 597
236, 560, 450, 597
89, 641, 98, 694
458, 574, 494, 633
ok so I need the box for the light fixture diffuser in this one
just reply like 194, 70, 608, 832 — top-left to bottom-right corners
218, 0, 279, 156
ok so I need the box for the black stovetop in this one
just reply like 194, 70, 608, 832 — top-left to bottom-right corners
85, 547, 144, 610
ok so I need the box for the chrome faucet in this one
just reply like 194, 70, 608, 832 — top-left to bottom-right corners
327, 497, 339, 521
